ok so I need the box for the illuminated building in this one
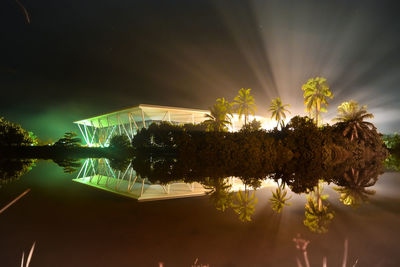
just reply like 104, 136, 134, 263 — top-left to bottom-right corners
74, 104, 273, 147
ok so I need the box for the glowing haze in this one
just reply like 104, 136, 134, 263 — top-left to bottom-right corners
1, 0, 400, 139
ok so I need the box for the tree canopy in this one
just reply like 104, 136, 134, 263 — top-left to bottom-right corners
302, 77, 333, 126
334, 100, 377, 143
269, 97, 290, 128
0, 117, 35, 146
233, 88, 256, 126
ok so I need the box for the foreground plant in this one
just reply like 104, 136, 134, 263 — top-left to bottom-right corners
293, 235, 358, 267
21, 241, 36, 267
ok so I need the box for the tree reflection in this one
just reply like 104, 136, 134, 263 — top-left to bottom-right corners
270, 182, 292, 213
129, 149, 384, 220
334, 166, 378, 208
202, 177, 233, 212
231, 186, 258, 222
52, 158, 81, 174
0, 158, 35, 187
304, 182, 335, 234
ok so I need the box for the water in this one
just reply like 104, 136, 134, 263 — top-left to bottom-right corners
1, 159, 400, 266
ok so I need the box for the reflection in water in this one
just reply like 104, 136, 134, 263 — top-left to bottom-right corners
203, 177, 232, 212
72, 154, 385, 233
52, 158, 82, 174
131, 153, 385, 232
0, 151, 386, 234
74, 158, 274, 202
0, 159, 35, 188
0, 156, 82, 187
304, 182, 335, 234
270, 182, 292, 213
334, 167, 378, 208
231, 188, 258, 222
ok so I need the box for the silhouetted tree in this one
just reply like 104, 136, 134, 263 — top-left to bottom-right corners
54, 132, 81, 147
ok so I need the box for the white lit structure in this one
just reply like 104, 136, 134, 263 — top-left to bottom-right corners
74, 104, 274, 147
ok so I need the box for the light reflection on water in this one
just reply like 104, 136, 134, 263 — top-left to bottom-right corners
0, 159, 399, 266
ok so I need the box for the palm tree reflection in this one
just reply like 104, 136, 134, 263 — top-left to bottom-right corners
203, 177, 233, 212
304, 182, 335, 234
334, 167, 377, 208
231, 185, 258, 222
270, 182, 292, 213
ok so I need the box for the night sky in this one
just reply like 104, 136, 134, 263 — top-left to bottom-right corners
1, 0, 400, 140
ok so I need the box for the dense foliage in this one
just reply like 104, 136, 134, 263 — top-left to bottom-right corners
0, 117, 35, 146
109, 135, 132, 150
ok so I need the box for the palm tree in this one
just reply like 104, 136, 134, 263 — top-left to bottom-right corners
333, 100, 377, 142
334, 167, 377, 208
203, 177, 233, 212
216, 97, 233, 119
269, 97, 291, 128
204, 103, 231, 132
303, 182, 334, 234
302, 77, 333, 126
269, 183, 292, 213
231, 187, 258, 222
233, 88, 256, 126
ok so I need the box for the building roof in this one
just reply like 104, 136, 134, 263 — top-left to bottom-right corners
74, 104, 211, 127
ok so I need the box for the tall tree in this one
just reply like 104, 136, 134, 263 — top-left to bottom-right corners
302, 77, 333, 126
269, 97, 291, 128
54, 132, 81, 147
333, 100, 376, 142
233, 88, 256, 126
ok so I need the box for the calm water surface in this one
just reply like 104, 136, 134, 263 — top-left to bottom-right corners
1, 160, 400, 267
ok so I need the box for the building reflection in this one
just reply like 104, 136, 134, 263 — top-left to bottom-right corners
74, 158, 275, 202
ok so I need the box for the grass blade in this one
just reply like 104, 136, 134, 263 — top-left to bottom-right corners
0, 189, 31, 215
